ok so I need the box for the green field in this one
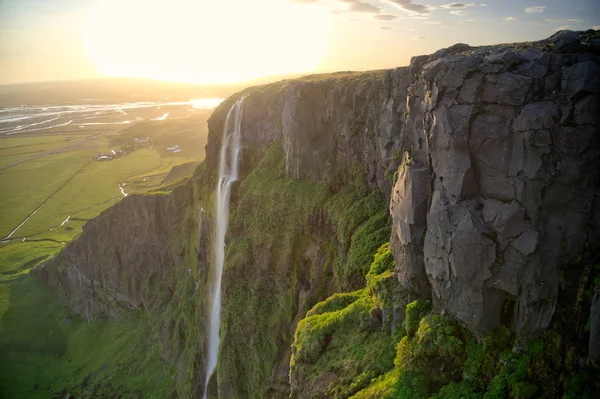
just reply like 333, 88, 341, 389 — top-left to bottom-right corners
0, 114, 209, 397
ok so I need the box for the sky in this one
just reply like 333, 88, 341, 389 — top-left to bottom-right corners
0, 0, 599, 85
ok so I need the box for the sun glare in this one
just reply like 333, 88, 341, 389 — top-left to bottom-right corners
83, 0, 330, 84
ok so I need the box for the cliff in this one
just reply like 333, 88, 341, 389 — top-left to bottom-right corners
34, 30, 600, 398
209, 29, 600, 339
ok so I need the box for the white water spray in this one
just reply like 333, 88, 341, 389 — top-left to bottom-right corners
203, 98, 244, 397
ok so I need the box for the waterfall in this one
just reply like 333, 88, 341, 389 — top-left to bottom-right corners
203, 98, 244, 397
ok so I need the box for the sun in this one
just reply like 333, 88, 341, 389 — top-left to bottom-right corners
83, 0, 330, 84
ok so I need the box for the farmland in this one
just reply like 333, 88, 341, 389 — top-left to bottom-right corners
0, 94, 216, 397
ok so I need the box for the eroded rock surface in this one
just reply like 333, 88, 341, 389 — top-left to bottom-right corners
392, 30, 600, 337
207, 30, 600, 338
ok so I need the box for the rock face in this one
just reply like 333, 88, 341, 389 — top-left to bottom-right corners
34, 184, 198, 321
207, 70, 407, 194
207, 30, 600, 339
392, 31, 600, 337
591, 286, 600, 360
33, 175, 213, 397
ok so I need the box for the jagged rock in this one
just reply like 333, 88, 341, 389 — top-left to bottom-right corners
34, 186, 196, 321
512, 230, 539, 256
390, 32, 600, 337
482, 72, 532, 105
551, 30, 583, 53
390, 154, 430, 297
561, 61, 600, 100
391, 305, 405, 333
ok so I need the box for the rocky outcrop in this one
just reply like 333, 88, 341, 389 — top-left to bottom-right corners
34, 172, 213, 396
591, 286, 600, 360
33, 182, 198, 321
207, 30, 600, 339
392, 30, 600, 337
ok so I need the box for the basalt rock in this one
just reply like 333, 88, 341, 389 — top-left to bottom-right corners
206, 30, 600, 339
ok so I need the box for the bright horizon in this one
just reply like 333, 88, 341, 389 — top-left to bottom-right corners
1, 0, 599, 85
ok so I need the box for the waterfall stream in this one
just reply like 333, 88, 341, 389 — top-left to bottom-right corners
203, 98, 244, 397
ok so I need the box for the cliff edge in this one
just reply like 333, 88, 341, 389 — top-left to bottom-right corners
34, 30, 600, 398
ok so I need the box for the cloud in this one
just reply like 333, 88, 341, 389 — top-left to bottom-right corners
382, 0, 432, 15
593, 25, 600, 30
441, 2, 467, 8
378, 25, 393, 30
524, 6, 545, 13
450, 10, 467, 15
553, 25, 570, 31
414, 35, 426, 39
480, 3, 487, 6
423, 20, 442, 24
505, 16, 518, 22
291, 0, 319, 3
545, 18, 581, 24
375, 14, 400, 20
348, 2, 380, 13
441, 2, 481, 8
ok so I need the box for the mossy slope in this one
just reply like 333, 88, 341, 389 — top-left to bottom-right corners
215, 144, 391, 397
291, 247, 600, 399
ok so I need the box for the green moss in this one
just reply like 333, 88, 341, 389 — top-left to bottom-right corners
347, 312, 468, 399
367, 243, 394, 276
404, 299, 431, 336
343, 210, 391, 289
563, 370, 600, 399
216, 143, 393, 397
429, 381, 479, 399
291, 289, 400, 399
307, 291, 365, 317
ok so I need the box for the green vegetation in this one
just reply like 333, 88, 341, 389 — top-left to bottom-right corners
291, 243, 408, 398
0, 114, 210, 397
291, 241, 600, 399
292, 288, 396, 398
0, 275, 175, 398
216, 143, 391, 397
0, 112, 208, 240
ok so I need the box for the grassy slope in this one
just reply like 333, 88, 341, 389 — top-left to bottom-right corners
291, 248, 600, 399
0, 116, 210, 398
0, 274, 174, 399
217, 144, 391, 397
0, 235, 176, 398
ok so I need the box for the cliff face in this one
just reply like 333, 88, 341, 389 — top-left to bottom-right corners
34, 173, 215, 397
34, 184, 195, 321
393, 34, 600, 338
209, 30, 600, 339
207, 70, 407, 195
34, 30, 600, 398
